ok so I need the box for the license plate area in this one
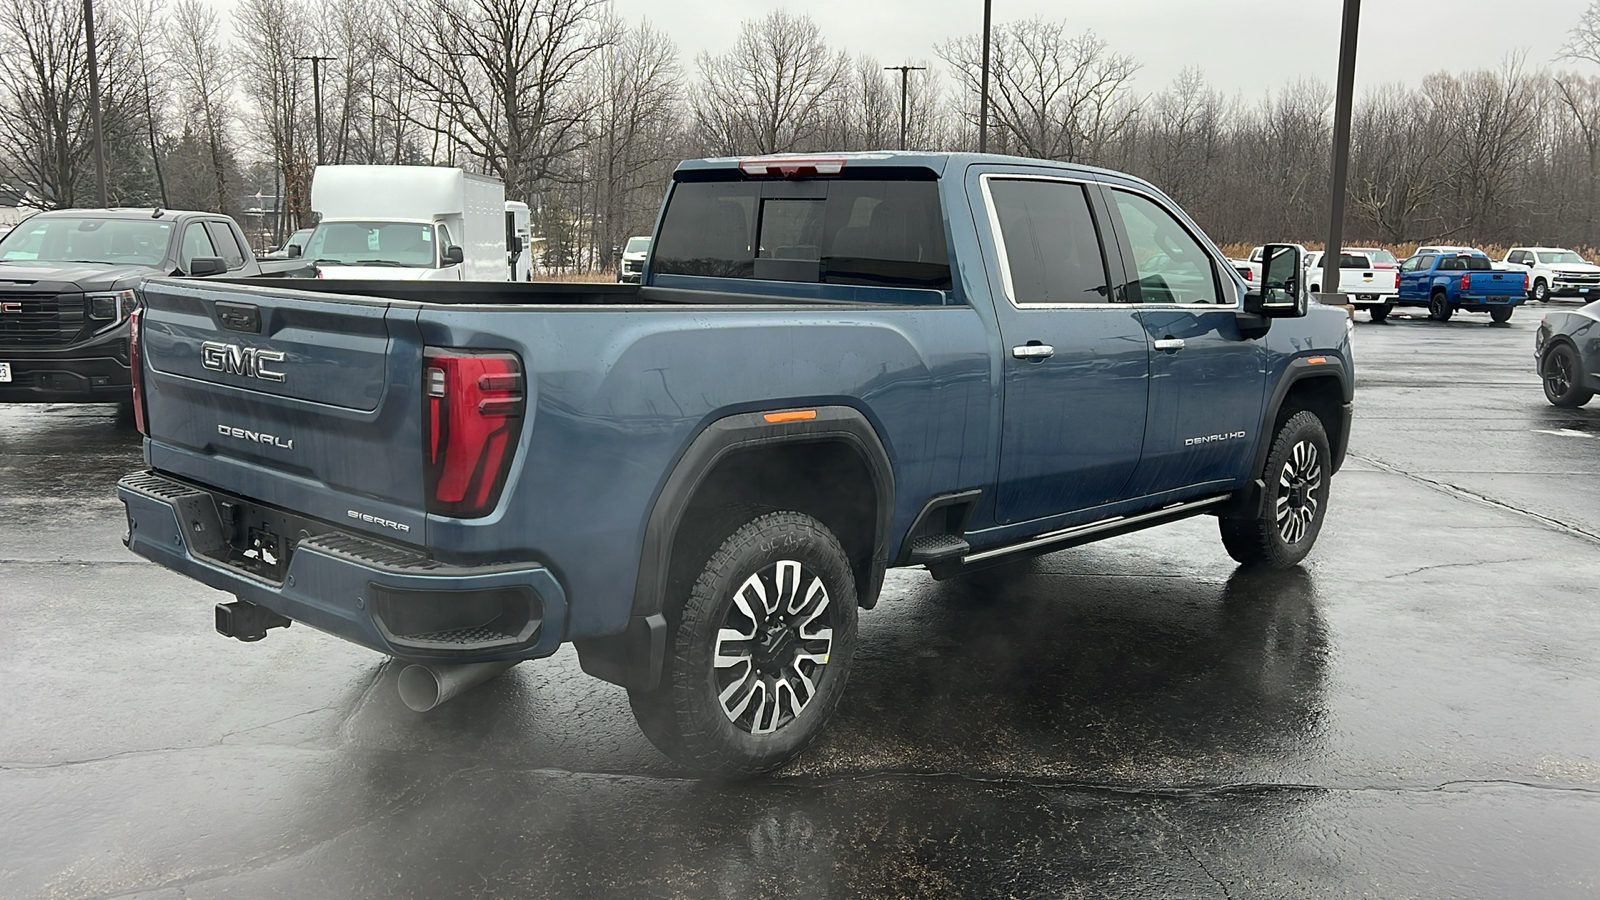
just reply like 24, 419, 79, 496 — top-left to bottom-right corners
0, 362, 11, 383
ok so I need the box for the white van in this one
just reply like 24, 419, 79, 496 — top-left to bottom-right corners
306, 166, 508, 281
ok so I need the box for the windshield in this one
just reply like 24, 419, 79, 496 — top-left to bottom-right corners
306, 221, 439, 267
625, 237, 651, 254
0, 217, 174, 266
1538, 251, 1585, 265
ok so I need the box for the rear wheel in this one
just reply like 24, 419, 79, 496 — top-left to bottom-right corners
1369, 302, 1391, 322
1428, 291, 1453, 322
1219, 410, 1331, 569
1490, 306, 1514, 323
1542, 344, 1595, 408
628, 511, 858, 776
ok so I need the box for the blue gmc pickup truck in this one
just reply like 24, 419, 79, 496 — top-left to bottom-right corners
116, 152, 1354, 775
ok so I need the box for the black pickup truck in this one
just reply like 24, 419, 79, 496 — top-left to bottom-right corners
0, 208, 299, 403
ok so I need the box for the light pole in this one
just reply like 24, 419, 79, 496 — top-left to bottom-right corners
1320, 0, 1361, 307
296, 55, 336, 166
884, 65, 927, 150
978, 0, 992, 153
84, 0, 107, 206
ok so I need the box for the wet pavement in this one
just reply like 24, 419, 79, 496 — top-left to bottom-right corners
2, 302, 1599, 898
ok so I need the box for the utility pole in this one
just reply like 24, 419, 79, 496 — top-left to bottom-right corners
84, 0, 108, 206
296, 55, 336, 166
1319, 0, 1361, 307
978, 0, 992, 153
884, 65, 927, 150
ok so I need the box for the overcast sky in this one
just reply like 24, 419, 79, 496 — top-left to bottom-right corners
603, 0, 1592, 96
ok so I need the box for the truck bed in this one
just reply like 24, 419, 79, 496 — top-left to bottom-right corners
210, 278, 951, 307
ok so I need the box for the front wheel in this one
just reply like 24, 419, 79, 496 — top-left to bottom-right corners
1219, 410, 1331, 569
1428, 292, 1454, 322
629, 511, 858, 776
1369, 302, 1392, 322
1542, 344, 1595, 408
1490, 306, 1514, 323
1533, 279, 1549, 302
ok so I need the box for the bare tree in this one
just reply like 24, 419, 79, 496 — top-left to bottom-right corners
388, 0, 610, 199
587, 16, 682, 261
692, 10, 847, 155
938, 21, 1139, 164
166, 0, 235, 212
112, 0, 171, 206
235, 0, 314, 233
0, 0, 91, 206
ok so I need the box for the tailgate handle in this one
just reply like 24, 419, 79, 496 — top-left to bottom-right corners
216, 301, 261, 334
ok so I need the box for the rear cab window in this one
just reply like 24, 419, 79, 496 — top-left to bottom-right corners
650, 174, 952, 293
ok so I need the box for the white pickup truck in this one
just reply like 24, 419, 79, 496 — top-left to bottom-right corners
1502, 247, 1600, 302
1305, 250, 1400, 321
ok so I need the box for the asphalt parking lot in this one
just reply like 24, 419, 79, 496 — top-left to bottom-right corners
2, 301, 1598, 899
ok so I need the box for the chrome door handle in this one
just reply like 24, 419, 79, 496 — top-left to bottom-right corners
1152, 338, 1186, 352
1011, 344, 1054, 360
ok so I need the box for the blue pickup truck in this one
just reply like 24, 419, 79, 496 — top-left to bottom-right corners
1396, 249, 1528, 322
116, 152, 1354, 775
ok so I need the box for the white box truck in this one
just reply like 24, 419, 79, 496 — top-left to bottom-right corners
305, 166, 509, 281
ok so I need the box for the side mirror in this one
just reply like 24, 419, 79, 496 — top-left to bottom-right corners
1522, 260, 1534, 267
442, 245, 465, 265
287, 245, 302, 259
1245, 243, 1308, 318
187, 256, 228, 277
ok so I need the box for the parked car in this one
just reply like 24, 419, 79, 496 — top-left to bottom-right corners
1535, 298, 1599, 407
260, 227, 312, 260
1303, 250, 1400, 321
0, 208, 301, 404
1345, 246, 1399, 271
617, 235, 650, 283
1241, 243, 1309, 284
1396, 249, 1528, 322
1415, 244, 1478, 256
1502, 247, 1600, 303
117, 151, 1353, 776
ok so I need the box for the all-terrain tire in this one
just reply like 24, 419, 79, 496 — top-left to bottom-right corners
1219, 410, 1331, 569
1428, 291, 1454, 322
1542, 343, 1595, 408
628, 511, 858, 777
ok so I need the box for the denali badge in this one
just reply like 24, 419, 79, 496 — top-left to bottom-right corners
348, 509, 411, 533
217, 423, 294, 450
1185, 431, 1247, 447
201, 340, 286, 382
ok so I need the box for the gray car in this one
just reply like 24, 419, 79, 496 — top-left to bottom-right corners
1536, 299, 1600, 407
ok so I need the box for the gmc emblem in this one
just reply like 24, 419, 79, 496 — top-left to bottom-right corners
0, 301, 23, 313
200, 340, 286, 383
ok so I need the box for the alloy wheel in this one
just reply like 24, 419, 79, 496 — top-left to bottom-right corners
1275, 439, 1323, 545
713, 560, 835, 735
1544, 350, 1573, 398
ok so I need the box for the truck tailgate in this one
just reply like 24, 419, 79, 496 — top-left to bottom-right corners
1469, 271, 1521, 296
138, 279, 428, 542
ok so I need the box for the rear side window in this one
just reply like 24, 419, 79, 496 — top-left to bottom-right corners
652, 179, 951, 290
986, 178, 1111, 305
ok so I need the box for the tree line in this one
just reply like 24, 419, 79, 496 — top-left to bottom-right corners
5, 0, 1600, 267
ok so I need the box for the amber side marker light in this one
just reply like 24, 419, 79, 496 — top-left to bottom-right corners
1306, 357, 1329, 365
763, 409, 818, 424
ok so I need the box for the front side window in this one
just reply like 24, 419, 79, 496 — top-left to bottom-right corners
204, 221, 247, 269
651, 178, 951, 290
1508, 250, 1528, 264
986, 178, 1111, 305
180, 223, 217, 270
1111, 190, 1222, 305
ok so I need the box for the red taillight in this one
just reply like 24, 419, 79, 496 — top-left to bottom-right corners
1395, 271, 1401, 289
128, 306, 148, 436
738, 157, 846, 178
1460, 274, 1470, 291
1243, 269, 1253, 281
422, 348, 524, 517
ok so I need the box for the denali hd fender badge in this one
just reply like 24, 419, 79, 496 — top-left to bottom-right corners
1185, 431, 1247, 447
348, 509, 411, 533
201, 340, 286, 382
217, 423, 293, 450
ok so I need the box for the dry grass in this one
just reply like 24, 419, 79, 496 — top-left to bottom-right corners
533, 270, 619, 283
1218, 240, 1600, 262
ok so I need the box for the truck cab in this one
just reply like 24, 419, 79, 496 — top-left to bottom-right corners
305, 166, 510, 281
0, 208, 269, 403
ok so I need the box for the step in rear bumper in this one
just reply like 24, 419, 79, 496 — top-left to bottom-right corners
116, 470, 567, 663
